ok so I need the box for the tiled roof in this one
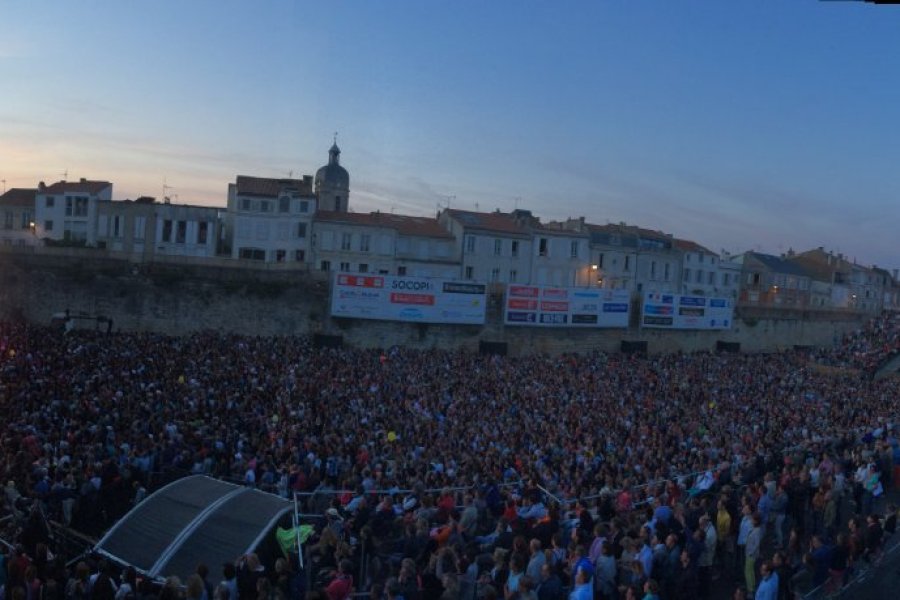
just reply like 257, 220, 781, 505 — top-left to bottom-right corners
316, 211, 454, 239
39, 180, 110, 195
0, 188, 37, 207
235, 175, 313, 198
443, 209, 529, 236
673, 238, 716, 255
747, 252, 812, 277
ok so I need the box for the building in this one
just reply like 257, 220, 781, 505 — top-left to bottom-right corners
33, 179, 113, 245
733, 251, 812, 308
314, 142, 350, 212
674, 239, 722, 296
96, 197, 222, 261
438, 209, 533, 284
312, 211, 457, 278
0, 188, 38, 247
529, 219, 592, 287
225, 175, 316, 263
788, 247, 884, 312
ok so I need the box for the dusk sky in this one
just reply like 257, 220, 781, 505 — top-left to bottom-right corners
2, 1, 898, 269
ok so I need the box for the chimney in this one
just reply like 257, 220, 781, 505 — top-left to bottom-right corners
80, 177, 87, 183
38, 181, 46, 191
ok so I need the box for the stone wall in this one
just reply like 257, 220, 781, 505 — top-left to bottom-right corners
0, 250, 866, 354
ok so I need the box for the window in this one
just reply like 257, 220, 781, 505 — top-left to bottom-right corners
297, 222, 307, 238
334, 196, 342, 211
240, 198, 251, 211
598, 253, 604, 268
198, 221, 208, 244
45, 220, 53, 231
20, 212, 32, 229
3, 212, 12, 229
465, 266, 474, 280
397, 265, 407, 275
686, 254, 691, 262
624, 255, 630, 271
722, 273, 730, 286
63, 197, 88, 218
162, 219, 173, 242
570, 240, 579, 258
295, 250, 305, 262
650, 261, 657, 279
299, 200, 309, 213
341, 233, 351, 251
509, 269, 518, 283
494, 239, 502, 255
511, 240, 519, 257
664, 263, 670, 281
465, 235, 475, 253
491, 267, 500, 281
65, 198, 72, 217
45, 196, 55, 208
699, 254, 704, 264
708, 271, 715, 285
275, 249, 286, 262
279, 197, 290, 213
539, 238, 548, 257
359, 263, 369, 273
684, 268, 691, 282
339, 261, 350, 272
176, 220, 186, 243
134, 217, 146, 240
696, 270, 703, 283
259, 201, 271, 213
238, 248, 266, 261
360, 234, 371, 252
320, 260, 331, 271
113, 216, 121, 238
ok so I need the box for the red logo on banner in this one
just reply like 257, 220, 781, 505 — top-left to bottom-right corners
338, 275, 384, 288
508, 299, 538, 310
509, 286, 539, 298
390, 293, 435, 305
541, 301, 569, 312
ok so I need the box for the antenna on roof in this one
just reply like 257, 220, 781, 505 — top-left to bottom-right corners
288, 170, 293, 178
163, 178, 175, 204
62, 169, 68, 181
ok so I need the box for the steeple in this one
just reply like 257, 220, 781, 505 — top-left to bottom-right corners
329, 133, 340, 165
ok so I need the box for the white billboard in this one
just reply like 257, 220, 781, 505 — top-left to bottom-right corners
641, 293, 733, 330
331, 274, 487, 324
504, 285, 630, 327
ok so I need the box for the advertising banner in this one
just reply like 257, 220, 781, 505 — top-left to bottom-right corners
331, 274, 487, 324
641, 292, 733, 330
504, 285, 630, 328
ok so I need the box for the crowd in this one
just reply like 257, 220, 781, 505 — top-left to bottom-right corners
814, 312, 900, 374
0, 311, 899, 600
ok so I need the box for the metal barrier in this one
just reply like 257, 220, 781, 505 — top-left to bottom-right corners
801, 531, 900, 599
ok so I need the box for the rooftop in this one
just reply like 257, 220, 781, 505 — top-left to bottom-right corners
0, 188, 37, 208
234, 175, 313, 198
38, 179, 111, 195
316, 210, 454, 239
442, 208, 530, 236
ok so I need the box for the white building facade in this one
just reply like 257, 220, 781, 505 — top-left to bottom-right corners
225, 176, 316, 263
33, 179, 112, 245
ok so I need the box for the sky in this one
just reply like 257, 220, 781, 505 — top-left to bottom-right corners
1, 1, 898, 270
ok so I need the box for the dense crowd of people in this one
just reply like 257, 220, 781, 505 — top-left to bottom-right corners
814, 311, 900, 374
1, 311, 899, 600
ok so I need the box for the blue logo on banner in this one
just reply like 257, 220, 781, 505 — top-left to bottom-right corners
679, 296, 706, 307
710, 298, 727, 308
507, 312, 536, 323
602, 303, 629, 312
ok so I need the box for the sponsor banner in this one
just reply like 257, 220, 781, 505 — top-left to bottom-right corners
642, 293, 733, 330
331, 274, 486, 324
504, 285, 630, 328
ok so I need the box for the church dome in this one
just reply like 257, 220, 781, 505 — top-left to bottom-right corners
315, 142, 349, 189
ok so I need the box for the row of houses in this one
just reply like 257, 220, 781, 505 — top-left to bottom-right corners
1, 145, 897, 312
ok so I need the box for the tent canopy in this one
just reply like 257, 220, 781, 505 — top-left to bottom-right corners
95, 476, 293, 581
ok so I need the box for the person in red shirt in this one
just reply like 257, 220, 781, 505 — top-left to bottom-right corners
325, 560, 354, 600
